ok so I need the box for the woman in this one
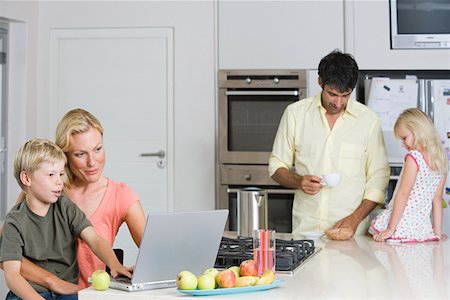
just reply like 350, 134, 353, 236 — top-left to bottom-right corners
11, 108, 146, 293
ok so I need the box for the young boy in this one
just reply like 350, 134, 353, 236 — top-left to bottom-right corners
0, 139, 132, 299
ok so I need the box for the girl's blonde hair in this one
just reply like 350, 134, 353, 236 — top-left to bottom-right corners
55, 108, 103, 189
394, 108, 448, 174
14, 139, 67, 191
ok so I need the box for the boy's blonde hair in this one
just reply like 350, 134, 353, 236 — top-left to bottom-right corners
394, 108, 448, 174
55, 108, 104, 189
14, 139, 67, 191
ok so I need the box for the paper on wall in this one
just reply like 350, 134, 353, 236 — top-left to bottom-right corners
367, 77, 419, 131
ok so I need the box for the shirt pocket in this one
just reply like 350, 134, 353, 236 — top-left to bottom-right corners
339, 143, 365, 177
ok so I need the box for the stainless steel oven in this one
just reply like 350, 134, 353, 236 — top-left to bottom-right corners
219, 165, 295, 233
217, 70, 306, 233
218, 69, 307, 164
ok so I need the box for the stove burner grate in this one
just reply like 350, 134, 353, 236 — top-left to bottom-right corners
214, 236, 317, 272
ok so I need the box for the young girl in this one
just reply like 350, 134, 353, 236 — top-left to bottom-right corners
369, 108, 448, 242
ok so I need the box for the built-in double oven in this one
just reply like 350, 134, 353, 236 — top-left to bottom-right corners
217, 70, 307, 233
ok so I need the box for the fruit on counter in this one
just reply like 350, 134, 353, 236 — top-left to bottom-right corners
176, 270, 198, 290
91, 270, 110, 291
197, 274, 216, 290
239, 259, 258, 276
234, 276, 259, 287
227, 266, 240, 278
325, 227, 354, 241
255, 269, 275, 286
215, 269, 236, 288
203, 267, 219, 278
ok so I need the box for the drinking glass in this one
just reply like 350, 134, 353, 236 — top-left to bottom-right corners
253, 229, 276, 276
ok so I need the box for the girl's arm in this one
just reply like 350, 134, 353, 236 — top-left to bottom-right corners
80, 226, 132, 278
374, 155, 418, 242
123, 201, 146, 247
3, 260, 44, 300
432, 175, 447, 238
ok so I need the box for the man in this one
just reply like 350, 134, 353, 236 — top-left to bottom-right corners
269, 50, 390, 238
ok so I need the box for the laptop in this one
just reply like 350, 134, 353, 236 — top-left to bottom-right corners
105, 209, 228, 292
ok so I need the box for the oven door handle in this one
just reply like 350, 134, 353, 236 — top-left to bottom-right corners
227, 188, 295, 194
225, 91, 299, 96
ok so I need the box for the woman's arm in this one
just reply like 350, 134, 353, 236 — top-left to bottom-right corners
124, 201, 146, 247
3, 260, 44, 300
432, 175, 447, 237
19, 259, 82, 294
374, 155, 417, 242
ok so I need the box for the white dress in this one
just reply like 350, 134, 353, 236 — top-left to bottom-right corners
369, 150, 443, 242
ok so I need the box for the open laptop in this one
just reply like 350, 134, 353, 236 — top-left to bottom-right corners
105, 209, 228, 292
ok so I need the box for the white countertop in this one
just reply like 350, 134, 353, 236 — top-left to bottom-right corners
79, 234, 450, 300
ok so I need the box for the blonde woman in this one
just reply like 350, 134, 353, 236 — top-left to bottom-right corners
8, 109, 146, 293
369, 108, 448, 242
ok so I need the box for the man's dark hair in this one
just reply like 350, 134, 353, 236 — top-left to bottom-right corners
318, 49, 359, 93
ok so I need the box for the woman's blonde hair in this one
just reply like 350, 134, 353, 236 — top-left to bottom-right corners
55, 108, 103, 189
394, 108, 448, 174
14, 139, 67, 191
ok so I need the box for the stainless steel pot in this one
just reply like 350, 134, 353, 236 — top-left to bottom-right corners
237, 187, 268, 237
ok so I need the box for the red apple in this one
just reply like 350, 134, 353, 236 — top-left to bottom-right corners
239, 259, 258, 276
215, 269, 236, 288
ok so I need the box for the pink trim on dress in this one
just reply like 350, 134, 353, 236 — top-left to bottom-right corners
406, 152, 419, 171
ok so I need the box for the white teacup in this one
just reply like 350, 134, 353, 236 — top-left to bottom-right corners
321, 172, 342, 187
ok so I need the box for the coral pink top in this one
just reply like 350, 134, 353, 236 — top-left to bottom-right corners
69, 178, 139, 288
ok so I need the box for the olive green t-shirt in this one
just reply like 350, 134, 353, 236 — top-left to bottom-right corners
0, 195, 92, 292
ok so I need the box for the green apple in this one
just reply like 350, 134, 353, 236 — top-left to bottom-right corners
203, 267, 219, 278
176, 270, 198, 290
91, 270, 110, 291
197, 274, 216, 290
227, 266, 240, 278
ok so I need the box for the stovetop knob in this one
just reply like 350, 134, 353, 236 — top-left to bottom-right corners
245, 77, 252, 84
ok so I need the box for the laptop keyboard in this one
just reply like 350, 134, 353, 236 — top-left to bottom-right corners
113, 276, 132, 284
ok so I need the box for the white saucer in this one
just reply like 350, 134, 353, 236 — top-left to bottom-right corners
301, 231, 324, 239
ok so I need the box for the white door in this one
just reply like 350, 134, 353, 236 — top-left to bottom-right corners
50, 28, 174, 264
0, 26, 7, 220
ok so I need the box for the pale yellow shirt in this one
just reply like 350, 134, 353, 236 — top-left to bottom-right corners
269, 94, 390, 235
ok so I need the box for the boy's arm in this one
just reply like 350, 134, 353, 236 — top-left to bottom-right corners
80, 226, 132, 278
0, 233, 80, 294
3, 260, 44, 300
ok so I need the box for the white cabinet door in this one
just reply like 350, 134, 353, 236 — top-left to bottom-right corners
218, 0, 345, 69
50, 28, 173, 264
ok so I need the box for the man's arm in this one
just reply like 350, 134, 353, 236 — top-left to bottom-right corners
80, 226, 132, 278
271, 167, 323, 195
333, 199, 378, 235
3, 260, 44, 300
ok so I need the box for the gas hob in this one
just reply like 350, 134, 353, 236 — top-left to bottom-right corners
214, 236, 321, 275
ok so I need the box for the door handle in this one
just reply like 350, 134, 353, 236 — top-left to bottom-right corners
140, 150, 165, 159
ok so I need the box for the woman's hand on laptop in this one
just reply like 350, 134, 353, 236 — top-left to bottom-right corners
109, 263, 133, 279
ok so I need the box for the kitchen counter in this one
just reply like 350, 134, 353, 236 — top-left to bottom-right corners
79, 233, 450, 299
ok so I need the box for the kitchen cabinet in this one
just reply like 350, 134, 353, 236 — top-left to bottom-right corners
218, 1, 345, 69
349, 1, 450, 69
79, 234, 450, 299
